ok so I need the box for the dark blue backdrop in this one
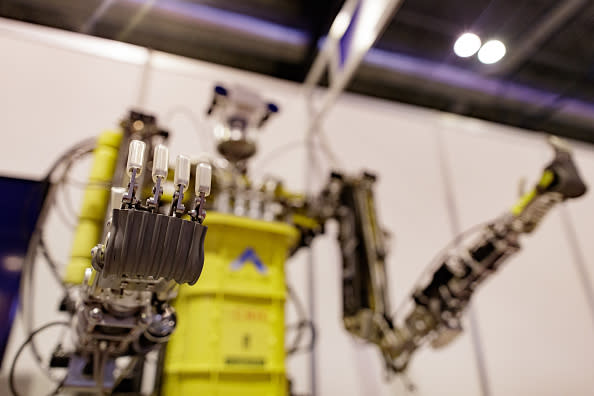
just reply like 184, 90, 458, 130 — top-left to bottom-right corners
0, 176, 48, 367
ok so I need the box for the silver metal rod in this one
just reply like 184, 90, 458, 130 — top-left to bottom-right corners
559, 204, 594, 327
136, 49, 153, 110
305, 137, 318, 396
435, 130, 492, 396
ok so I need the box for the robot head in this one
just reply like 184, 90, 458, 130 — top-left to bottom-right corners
206, 84, 278, 164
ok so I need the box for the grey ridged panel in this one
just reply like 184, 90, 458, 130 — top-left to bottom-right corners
103, 209, 207, 285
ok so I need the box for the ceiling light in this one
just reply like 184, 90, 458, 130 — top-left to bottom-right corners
478, 40, 506, 64
453, 33, 481, 58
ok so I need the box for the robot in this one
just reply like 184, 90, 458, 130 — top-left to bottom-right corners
10, 84, 586, 395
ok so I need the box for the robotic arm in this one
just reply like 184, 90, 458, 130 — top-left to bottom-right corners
310, 136, 587, 373
57, 137, 212, 394
388, 136, 586, 371
312, 171, 394, 348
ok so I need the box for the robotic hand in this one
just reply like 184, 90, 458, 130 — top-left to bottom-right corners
308, 136, 587, 374
59, 139, 212, 394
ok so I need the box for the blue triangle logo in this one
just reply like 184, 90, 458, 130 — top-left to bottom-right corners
230, 248, 268, 274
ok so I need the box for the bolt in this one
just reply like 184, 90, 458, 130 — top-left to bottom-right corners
140, 312, 151, 324
91, 245, 104, 271
89, 307, 103, 321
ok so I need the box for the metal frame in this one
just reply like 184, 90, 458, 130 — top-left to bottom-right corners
303, 0, 405, 133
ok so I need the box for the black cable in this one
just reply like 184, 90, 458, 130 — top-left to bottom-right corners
9, 321, 70, 396
57, 183, 80, 229
63, 178, 112, 189
287, 285, 307, 321
49, 378, 66, 396
52, 195, 78, 229
286, 285, 316, 356
38, 237, 68, 294
286, 321, 316, 356
55, 148, 96, 228
19, 140, 96, 379
286, 284, 306, 355
43, 138, 97, 181
42, 146, 97, 230
399, 372, 418, 395
163, 105, 211, 146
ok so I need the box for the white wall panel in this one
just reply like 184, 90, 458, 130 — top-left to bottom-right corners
440, 119, 594, 396
0, 20, 146, 179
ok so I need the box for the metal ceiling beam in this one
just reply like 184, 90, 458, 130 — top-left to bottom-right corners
113, 0, 308, 63
357, 47, 594, 141
116, 0, 157, 41
394, 8, 460, 36
303, 0, 405, 132
491, 0, 589, 76
79, 0, 116, 34
300, 0, 346, 81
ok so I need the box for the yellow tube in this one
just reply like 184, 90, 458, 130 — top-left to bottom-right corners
510, 170, 554, 216
63, 130, 123, 284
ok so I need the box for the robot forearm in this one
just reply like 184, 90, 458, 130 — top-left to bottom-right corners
383, 136, 587, 371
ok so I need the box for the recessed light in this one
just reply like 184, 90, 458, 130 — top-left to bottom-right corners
478, 40, 506, 64
453, 33, 482, 58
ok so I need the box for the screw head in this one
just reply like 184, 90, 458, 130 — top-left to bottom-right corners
140, 312, 150, 324
89, 307, 103, 321
90, 245, 104, 271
